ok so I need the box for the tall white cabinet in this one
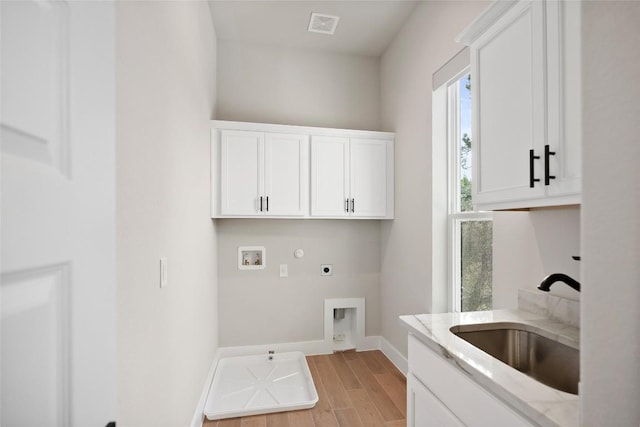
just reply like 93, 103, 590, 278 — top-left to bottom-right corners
211, 121, 394, 219
458, 0, 581, 210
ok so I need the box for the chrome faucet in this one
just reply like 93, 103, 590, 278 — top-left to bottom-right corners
538, 273, 581, 292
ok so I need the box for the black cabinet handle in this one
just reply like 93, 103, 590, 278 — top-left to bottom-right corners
345, 198, 349, 212
544, 145, 556, 185
259, 196, 263, 212
529, 149, 540, 188
351, 198, 355, 213
266, 196, 269, 212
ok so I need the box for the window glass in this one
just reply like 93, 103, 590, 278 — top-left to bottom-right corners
449, 72, 492, 312
460, 220, 492, 311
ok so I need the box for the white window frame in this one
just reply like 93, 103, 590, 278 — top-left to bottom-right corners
445, 68, 492, 313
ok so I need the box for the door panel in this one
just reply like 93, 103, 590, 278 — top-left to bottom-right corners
1, 2, 116, 426
1, 266, 70, 426
1, 0, 69, 175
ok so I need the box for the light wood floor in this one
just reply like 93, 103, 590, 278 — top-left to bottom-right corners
203, 350, 406, 427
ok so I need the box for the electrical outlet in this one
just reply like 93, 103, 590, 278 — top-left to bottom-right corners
321, 264, 333, 276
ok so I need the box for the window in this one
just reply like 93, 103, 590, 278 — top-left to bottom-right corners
447, 72, 493, 312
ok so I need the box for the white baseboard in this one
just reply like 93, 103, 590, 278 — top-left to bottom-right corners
380, 336, 408, 375
191, 336, 407, 427
190, 349, 222, 427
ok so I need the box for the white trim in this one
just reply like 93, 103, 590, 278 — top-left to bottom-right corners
324, 298, 365, 351
190, 336, 407, 427
433, 47, 470, 90
190, 349, 222, 427
456, 0, 517, 45
211, 120, 395, 140
380, 337, 408, 375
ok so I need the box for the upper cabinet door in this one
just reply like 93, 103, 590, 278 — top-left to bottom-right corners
545, 0, 581, 198
311, 136, 350, 217
350, 139, 387, 217
263, 133, 308, 216
220, 130, 263, 215
461, 0, 582, 210
471, 0, 546, 207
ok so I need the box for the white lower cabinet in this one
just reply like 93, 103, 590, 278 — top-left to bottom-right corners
408, 374, 464, 427
407, 334, 533, 427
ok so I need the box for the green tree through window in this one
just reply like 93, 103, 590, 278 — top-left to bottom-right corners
452, 73, 492, 312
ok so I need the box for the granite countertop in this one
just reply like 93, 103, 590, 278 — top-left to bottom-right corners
400, 308, 580, 427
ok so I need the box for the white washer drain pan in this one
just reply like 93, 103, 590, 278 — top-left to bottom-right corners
204, 351, 318, 420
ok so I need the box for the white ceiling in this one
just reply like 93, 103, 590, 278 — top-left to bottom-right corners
209, 1, 421, 56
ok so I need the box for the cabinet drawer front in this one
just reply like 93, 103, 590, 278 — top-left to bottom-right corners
408, 335, 532, 427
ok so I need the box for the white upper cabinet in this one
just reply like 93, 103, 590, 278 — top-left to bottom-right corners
310, 136, 350, 217
220, 130, 263, 215
212, 121, 394, 219
459, 0, 581, 210
263, 133, 308, 216
310, 136, 391, 218
219, 129, 307, 216
349, 138, 388, 217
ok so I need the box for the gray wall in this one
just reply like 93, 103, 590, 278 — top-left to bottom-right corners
218, 220, 380, 346
215, 41, 382, 346
493, 207, 581, 309
116, 2, 218, 425
581, 2, 640, 424
379, 0, 490, 356
217, 40, 381, 131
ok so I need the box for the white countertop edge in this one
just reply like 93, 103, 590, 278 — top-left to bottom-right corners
400, 309, 580, 427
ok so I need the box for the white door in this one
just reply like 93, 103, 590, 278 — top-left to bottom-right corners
472, 0, 546, 206
220, 130, 263, 215
310, 136, 349, 217
263, 133, 308, 216
1, 2, 116, 426
350, 139, 387, 217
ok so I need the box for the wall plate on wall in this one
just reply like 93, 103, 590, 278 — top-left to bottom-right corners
238, 246, 266, 270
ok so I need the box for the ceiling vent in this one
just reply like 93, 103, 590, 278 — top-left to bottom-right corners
307, 13, 340, 35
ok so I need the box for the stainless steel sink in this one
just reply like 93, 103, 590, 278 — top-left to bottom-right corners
450, 322, 579, 395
